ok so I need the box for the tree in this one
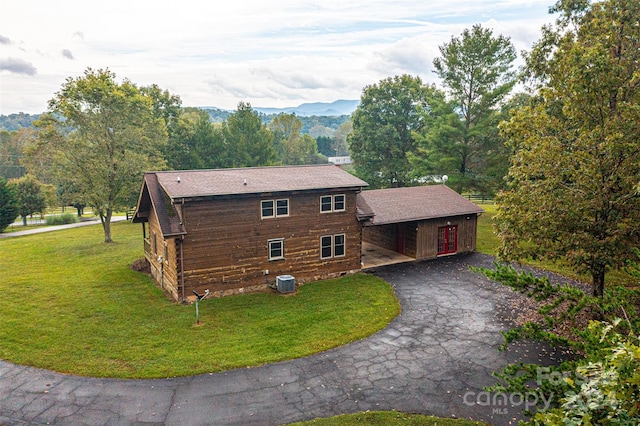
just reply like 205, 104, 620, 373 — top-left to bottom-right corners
12, 174, 46, 226
495, 0, 640, 297
269, 113, 320, 165
412, 24, 517, 193
0, 177, 19, 232
36, 68, 168, 242
222, 102, 275, 168
348, 75, 442, 188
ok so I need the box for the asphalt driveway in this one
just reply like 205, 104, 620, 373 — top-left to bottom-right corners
0, 253, 569, 425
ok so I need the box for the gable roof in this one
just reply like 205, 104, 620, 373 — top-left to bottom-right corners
357, 185, 484, 226
132, 173, 186, 237
154, 164, 368, 200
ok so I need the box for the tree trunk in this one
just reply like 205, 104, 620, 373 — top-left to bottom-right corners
22, 215, 27, 226
100, 210, 113, 243
591, 266, 606, 298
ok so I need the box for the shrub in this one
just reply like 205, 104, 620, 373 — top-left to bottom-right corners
46, 213, 79, 226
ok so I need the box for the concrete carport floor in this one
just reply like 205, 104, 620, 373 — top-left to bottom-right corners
0, 253, 572, 426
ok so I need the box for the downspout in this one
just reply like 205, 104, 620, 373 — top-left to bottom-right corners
180, 235, 185, 303
180, 198, 186, 303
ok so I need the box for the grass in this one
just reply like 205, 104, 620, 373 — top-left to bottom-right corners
0, 221, 400, 379
289, 411, 487, 425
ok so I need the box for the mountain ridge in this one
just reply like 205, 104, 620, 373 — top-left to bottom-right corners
201, 99, 359, 117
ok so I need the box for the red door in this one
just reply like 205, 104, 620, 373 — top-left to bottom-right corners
437, 225, 458, 255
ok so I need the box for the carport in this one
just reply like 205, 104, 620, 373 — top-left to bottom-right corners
357, 185, 484, 268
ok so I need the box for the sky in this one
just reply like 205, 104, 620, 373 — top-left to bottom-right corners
0, 0, 556, 115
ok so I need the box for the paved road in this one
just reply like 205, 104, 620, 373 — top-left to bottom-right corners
0, 216, 128, 238
0, 254, 569, 425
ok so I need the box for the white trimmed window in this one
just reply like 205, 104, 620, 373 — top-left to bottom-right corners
320, 194, 345, 213
262, 199, 289, 219
268, 239, 285, 261
320, 234, 346, 259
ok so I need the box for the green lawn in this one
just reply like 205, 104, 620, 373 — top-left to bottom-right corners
0, 222, 400, 379
289, 411, 487, 425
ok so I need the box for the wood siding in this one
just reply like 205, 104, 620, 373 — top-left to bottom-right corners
145, 208, 180, 300
363, 214, 478, 260
178, 190, 362, 298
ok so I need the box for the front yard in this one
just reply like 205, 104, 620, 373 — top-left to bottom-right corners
0, 221, 400, 379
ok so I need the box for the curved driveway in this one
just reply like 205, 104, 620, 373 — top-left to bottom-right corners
0, 253, 567, 426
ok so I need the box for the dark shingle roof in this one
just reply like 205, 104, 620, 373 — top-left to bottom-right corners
133, 173, 186, 237
154, 164, 368, 199
357, 185, 484, 225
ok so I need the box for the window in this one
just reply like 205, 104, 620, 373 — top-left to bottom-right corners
261, 200, 274, 218
320, 195, 333, 212
320, 234, 346, 259
268, 239, 285, 261
262, 199, 289, 218
164, 242, 168, 263
152, 232, 157, 254
320, 194, 345, 213
334, 234, 345, 257
276, 199, 289, 216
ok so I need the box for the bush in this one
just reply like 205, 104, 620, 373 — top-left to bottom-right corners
46, 213, 79, 226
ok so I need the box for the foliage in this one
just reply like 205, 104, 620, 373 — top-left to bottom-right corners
269, 113, 322, 165
0, 112, 40, 131
349, 75, 444, 188
0, 177, 19, 232
411, 24, 517, 194
0, 222, 400, 378
164, 107, 225, 170
290, 411, 486, 426
33, 68, 169, 243
495, 0, 640, 297
45, 213, 78, 225
474, 256, 640, 422
222, 101, 277, 167
11, 174, 46, 226
0, 128, 32, 179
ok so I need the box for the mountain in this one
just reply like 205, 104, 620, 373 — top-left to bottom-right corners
252, 100, 359, 117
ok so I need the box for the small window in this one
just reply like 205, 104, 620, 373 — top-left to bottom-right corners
320, 235, 333, 259
320, 195, 333, 213
152, 232, 157, 254
333, 194, 345, 212
261, 200, 274, 218
268, 239, 285, 261
164, 242, 168, 262
334, 234, 345, 257
276, 199, 289, 217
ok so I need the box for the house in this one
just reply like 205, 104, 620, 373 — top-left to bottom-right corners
357, 185, 484, 261
132, 165, 368, 302
132, 165, 484, 302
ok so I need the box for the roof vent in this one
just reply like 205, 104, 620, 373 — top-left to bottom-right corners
177, 176, 181, 183
243, 179, 247, 186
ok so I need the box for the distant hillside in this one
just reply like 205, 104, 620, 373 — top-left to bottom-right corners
253, 100, 359, 117
0, 113, 40, 131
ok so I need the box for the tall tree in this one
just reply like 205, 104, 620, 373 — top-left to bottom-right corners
348, 75, 442, 188
413, 24, 517, 193
222, 102, 275, 168
269, 113, 320, 165
495, 0, 640, 297
0, 177, 19, 232
36, 68, 168, 242
12, 174, 46, 226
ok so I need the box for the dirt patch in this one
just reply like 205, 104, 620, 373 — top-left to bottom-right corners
130, 258, 151, 275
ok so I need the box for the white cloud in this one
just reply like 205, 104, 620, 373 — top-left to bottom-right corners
0, 0, 554, 114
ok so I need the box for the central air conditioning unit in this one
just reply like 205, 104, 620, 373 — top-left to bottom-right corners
276, 275, 296, 294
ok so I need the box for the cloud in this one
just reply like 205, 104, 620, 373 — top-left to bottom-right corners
0, 58, 37, 76
0, 35, 11, 45
61, 49, 74, 60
